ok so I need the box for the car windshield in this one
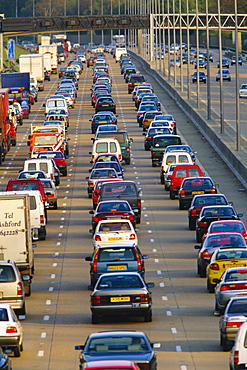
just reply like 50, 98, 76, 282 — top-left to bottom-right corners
210, 222, 244, 233
202, 207, 234, 216
193, 195, 227, 206
91, 169, 117, 179
102, 183, 137, 197
97, 201, 131, 212
226, 272, 247, 282
183, 178, 213, 188
98, 247, 136, 262
97, 274, 144, 289
228, 299, 247, 314
87, 336, 148, 352
98, 222, 131, 232
205, 234, 245, 248
215, 250, 247, 260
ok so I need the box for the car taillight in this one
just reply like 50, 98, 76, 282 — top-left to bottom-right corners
17, 282, 23, 296
201, 250, 211, 258
129, 233, 136, 240
209, 263, 219, 270
179, 189, 186, 197
191, 208, 197, 215
221, 283, 247, 291
128, 83, 132, 86
210, 188, 217, 194
88, 181, 94, 187
93, 217, 101, 223
233, 350, 239, 364
129, 216, 135, 221
151, 151, 155, 156
6, 326, 18, 333
126, 147, 130, 153
91, 296, 101, 305
47, 194, 55, 198
146, 137, 152, 141
198, 221, 208, 227
92, 250, 100, 272
118, 154, 122, 160
40, 215, 45, 225
132, 294, 151, 303
137, 202, 141, 207
95, 235, 101, 241
51, 173, 54, 180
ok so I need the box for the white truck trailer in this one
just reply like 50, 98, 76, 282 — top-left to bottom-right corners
19, 54, 44, 91
38, 44, 58, 74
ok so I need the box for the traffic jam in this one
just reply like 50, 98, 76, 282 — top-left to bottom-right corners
0, 44, 246, 370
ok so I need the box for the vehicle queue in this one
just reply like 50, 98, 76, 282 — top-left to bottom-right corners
0, 46, 247, 370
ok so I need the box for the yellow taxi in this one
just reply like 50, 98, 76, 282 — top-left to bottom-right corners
206, 247, 247, 293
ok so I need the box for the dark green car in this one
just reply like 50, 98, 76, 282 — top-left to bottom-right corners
96, 131, 133, 165
151, 134, 182, 167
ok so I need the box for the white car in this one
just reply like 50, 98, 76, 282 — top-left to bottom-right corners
92, 219, 138, 249
239, 84, 247, 98
0, 303, 23, 357
149, 120, 174, 134
230, 320, 247, 370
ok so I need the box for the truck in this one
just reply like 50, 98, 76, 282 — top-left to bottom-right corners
0, 194, 34, 296
115, 47, 127, 62
19, 54, 44, 91
27, 131, 67, 156
0, 88, 15, 164
38, 44, 58, 74
40, 35, 50, 45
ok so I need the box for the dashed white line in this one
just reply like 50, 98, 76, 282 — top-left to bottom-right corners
176, 345, 182, 352
154, 259, 159, 263
153, 249, 157, 252
171, 328, 177, 333
162, 296, 168, 300
43, 315, 50, 321
51, 274, 55, 279
148, 230, 152, 233
52, 263, 57, 267
160, 282, 165, 287
150, 239, 154, 242
49, 287, 54, 292
41, 332, 46, 338
166, 311, 172, 316
38, 350, 44, 356
46, 300, 51, 305
157, 270, 161, 274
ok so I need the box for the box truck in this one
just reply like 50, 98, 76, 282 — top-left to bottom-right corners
19, 54, 44, 91
38, 44, 58, 73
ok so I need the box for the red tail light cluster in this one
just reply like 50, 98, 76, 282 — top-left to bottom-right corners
220, 283, 247, 291
209, 263, 219, 270
129, 234, 136, 240
17, 282, 23, 296
132, 294, 151, 303
226, 321, 243, 328
92, 250, 100, 272
201, 250, 211, 258
40, 215, 45, 225
210, 188, 217, 194
233, 350, 239, 364
95, 235, 102, 241
198, 221, 208, 227
6, 326, 18, 333
179, 189, 186, 197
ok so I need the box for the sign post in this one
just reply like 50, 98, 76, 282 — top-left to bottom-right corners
7, 39, 15, 61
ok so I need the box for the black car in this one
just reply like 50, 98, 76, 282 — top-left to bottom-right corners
191, 71, 207, 83
44, 70, 51, 81
75, 330, 158, 370
143, 127, 171, 151
178, 176, 218, 210
196, 205, 242, 243
99, 181, 142, 223
90, 112, 118, 134
95, 97, 116, 114
128, 74, 145, 93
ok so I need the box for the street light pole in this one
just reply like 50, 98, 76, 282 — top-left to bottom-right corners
196, 0, 200, 108
206, 0, 211, 119
179, 0, 183, 92
186, 0, 190, 99
167, 0, 171, 81
235, 0, 240, 150
218, 0, 224, 134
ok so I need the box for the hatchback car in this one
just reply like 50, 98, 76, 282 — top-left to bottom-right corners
92, 179, 123, 210
178, 176, 218, 210
86, 168, 118, 198
90, 200, 136, 231
153, 114, 177, 134
206, 247, 247, 293
0, 303, 23, 357
95, 97, 116, 114
92, 220, 138, 249
90, 161, 124, 179
128, 74, 146, 93
89, 272, 154, 323
191, 71, 207, 83
90, 112, 118, 134
75, 331, 158, 370
230, 320, 247, 369
85, 245, 148, 286
214, 267, 247, 316
204, 220, 247, 241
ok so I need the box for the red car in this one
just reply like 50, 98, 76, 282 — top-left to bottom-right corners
37, 151, 67, 176
202, 220, 247, 242
92, 178, 123, 209
83, 360, 141, 370
90, 200, 136, 231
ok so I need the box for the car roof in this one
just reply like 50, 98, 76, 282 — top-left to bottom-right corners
83, 360, 136, 368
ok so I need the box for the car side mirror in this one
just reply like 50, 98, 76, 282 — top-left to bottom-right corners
138, 188, 142, 196
142, 133, 146, 136
89, 152, 92, 155
147, 282, 155, 288
85, 256, 92, 261
194, 245, 201, 249
89, 229, 94, 234
89, 210, 94, 214
229, 202, 233, 206
43, 103, 45, 107
143, 255, 149, 259
87, 285, 93, 290
238, 213, 243, 218
130, 138, 133, 143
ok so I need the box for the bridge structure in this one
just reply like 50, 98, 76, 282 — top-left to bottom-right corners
1, 13, 247, 37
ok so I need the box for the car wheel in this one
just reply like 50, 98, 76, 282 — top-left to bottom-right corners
25, 282, 31, 297
16, 302, 26, 316
207, 279, 215, 293
63, 169, 67, 176
13, 344, 21, 357
38, 226, 46, 241
179, 201, 185, 210
215, 301, 224, 316
88, 193, 92, 199
53, 201, 58, 210
196, 230, 202, 243
199, 266, 206, 278
92, 314, 99, 324
139, 122, 142, 127
144, 310, 152, 322
136, 216, 141, 224
20, 341, 23, 352
221, 333, 232, 352
170, 190, 175, 200
144, 144, 149, 151
229, 79, 231, 82
189, 218, 196, 230
125, 158, 130, 165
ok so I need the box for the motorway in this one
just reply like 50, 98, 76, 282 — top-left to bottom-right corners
151, 50, 247, 141
3, 52, 247, 370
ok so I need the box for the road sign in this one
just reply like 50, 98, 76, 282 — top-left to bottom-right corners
7, 39, 15, 61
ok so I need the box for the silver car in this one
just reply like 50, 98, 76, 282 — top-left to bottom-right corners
219, 296, 247, 351
214, 266, 247, 315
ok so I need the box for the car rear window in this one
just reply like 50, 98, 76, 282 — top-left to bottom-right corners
210, 222, 244, 233
202, 207, 234, 216
98, 247, 136, 262
228, 299, 247, 314
11, 182, 39, 191
96, 142, 108, 153
131, 76, 145, 83
99, 222, 131, 232
0, 308, 8, 321
0, 266, 16, 282
98, 274, 143, 289
183, 178, 213, 188
102, 183, 137, 197
188, 168, 201, 177
194, 196, 227, 206
91, 170, 117, 179
87, 336, 148, 352
154, 136, 181, 146
98, 133, 125, 144
110, 143, 117, 152
29, 196, 36, 210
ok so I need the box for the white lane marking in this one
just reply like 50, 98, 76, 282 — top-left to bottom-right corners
137, 182, 140, 184
141, 200, 145, 203
61, 218, 64, 221
63, 203, 67, 206
46, 300, 51, 305
62, 210, 67, 213
153, 249, 157, 252
150, 239, 154, 242
146, 221, 150, 224
143, 207, 146, 210
58, 233, 62, 237
53, 263, 57, 267
60, 225, 64, 229
176, 346, 182, 352
64, 197, 68, 199
54, 252, 59, 256
155, 259, 159, 263
49, 287, 53, 292
166, 311, 172, 316
51, 274, 55, 279
41, 332, 46, 338
162, 296, 168, 300
171, 328, 177, 334
157, 270, 161, 274
136, 177, 139, 179
43, 315, 50, 321
56, 242, 61, 246
144, 214, 148, 217
148, 230, 152, 233
181, 366, 187, 370
38, 350, 44, 356
160, 282, 165, 287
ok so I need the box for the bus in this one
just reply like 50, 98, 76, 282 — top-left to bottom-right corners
112, 35, 126, 48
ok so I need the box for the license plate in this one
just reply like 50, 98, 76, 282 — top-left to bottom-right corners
106, 217, 121, 220
236, 294, 247, 297
102, 104, 109, 107
108, 237, 124, 241
108, 266, 127, 271
225, 263, 246, 268
111, 296, 130, 302
99, 121, 107, 123
0, 292, 3, 299
192, 191, 204, 195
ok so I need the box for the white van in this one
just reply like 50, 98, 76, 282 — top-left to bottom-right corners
44, 97, 68, 114
23, 158, 59, 185
230, 320, 247, 370
115, 47, 127, 62
30, 75, 38, 90
160, 151, 194, 184
0, 191, 46, 241
89, 138, 122, 163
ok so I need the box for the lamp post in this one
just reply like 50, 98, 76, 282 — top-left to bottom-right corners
172, 0, 176, 86
90, 0, 93, 46
179, 0, 183, 91
218, 0, 224, 134
167, 0, 171, 80
186, 0, 190, 99
206, 0, 211, 119
101, 0, 104, 44
78, 0, 80, 44
235, 0, 240, 150
196, 0, 200, 108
